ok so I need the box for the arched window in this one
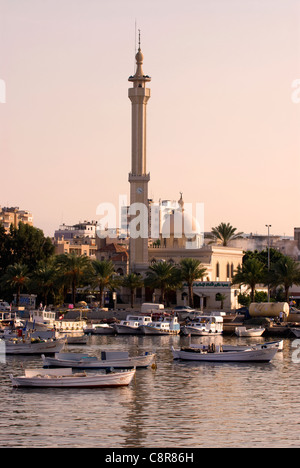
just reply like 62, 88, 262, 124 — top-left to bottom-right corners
226, 263, 230, 280
231, 263, 234, 278
216, 262, 220, 280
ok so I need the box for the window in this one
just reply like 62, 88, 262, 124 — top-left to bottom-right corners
216, 262, 220, 279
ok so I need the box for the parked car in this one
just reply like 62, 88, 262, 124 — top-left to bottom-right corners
173, 306, 196, 320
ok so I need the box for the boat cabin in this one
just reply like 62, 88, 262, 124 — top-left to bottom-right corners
122, 315, 152, 327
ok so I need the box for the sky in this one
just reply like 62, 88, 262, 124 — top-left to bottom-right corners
0, 0, 300, 238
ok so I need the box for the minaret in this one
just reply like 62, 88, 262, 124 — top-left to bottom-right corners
128, 33, 151, 273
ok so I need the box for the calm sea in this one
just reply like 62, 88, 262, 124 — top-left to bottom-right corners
0, 334, 299, 448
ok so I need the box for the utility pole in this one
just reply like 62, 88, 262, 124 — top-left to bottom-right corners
265, 224, 272, 302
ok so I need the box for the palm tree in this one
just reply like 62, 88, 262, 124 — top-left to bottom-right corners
268, 256, 300, 302
179, 258, 207, 308
122, 273, 144, 308
31, 260, 59, 306
232, 257, 266, 303
145, 261, 180, 305
207, 222, 243, 246
55, 253, 91, 305
1, 263, 30, 306
90, 260, 117, 308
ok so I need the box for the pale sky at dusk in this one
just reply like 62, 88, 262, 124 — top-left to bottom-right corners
0, 0, 299, 237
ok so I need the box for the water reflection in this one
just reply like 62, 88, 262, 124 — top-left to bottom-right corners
0, 335, 300, 447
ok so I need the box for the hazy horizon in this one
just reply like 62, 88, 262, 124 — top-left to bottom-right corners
1, 0, 300, 238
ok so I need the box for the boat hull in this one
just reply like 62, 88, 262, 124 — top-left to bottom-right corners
4, 339, 66, 355
84, 326, 115, 335
140, 325, 180, 335
10, 369, 136, 388
181, 326, 222, 336
42, 353, 156, 369
235, 327, 265, 337
114, 324, 142, 335
172, 346, 278, 362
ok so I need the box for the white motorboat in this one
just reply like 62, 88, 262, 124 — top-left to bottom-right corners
42, 350, 156, 369
10, 367, 136, 388
84, 323, 115, 335
172, 345, 278, 362
2, 337, 66, 355
140, 316, 180, 335
181, 313, 223, 336
114, 315, 152, 334
235, 327, 265, 337
28, 309, 56, 330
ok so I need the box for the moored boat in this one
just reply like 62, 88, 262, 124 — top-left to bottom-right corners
114, 315, 152, 334
235, 327, 265, 337
140, 316, 180, 335
84, 323, 115, 335
10, 367, 136, 388
42, 350, 156, 369
2, 337, 66, 355
187, 340, 283, 352
181, 313, 223, 336
172, 345, 278, 362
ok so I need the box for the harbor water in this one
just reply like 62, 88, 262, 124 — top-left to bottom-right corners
0, 334, 300, 448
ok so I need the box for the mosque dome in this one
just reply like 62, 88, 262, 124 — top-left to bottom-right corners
161, 194, 202, 246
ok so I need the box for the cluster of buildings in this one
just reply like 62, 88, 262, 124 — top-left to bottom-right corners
2, 41, 300, 311
0, 206, 33, 233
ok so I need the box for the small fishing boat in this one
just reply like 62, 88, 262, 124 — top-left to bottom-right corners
187, 340, 283, 352
181, 314, 223, 336
235, 327, 265, 337
84, 324, 115, 335
65, 333, 88, 345
140, 316, 180, 335
172, 345, 278, 362
114, 315, 152, 335
2, 337, 66, 355
10, 367, 136, 388
42, 350, 156, 369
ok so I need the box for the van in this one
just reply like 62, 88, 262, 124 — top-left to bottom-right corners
141, 303, 164, 314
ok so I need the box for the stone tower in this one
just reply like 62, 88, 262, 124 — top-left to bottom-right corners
128, 35, 151, 273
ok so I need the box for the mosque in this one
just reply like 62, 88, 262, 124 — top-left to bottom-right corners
98, 37, 244, 311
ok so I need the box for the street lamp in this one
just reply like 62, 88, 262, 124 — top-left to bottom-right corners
265, 224, 272, 301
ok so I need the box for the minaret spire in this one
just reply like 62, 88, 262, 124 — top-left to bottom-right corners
128, 36, 151, 273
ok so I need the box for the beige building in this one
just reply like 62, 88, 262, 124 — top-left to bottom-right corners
54, 236, 97, 258
0, 206, 33, 233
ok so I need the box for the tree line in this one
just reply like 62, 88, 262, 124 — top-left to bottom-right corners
1, 222, 300, 309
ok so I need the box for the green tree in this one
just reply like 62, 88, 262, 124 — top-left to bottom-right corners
8, 223, 54, 270
31, 260, 59, 306
1, 263, 30, 306
207, 222, 243, 246
268, 256, 300, 302
90, 260, 117, 308
145, 262, 181, 305
55, 253, 91, 305
179, 258, 207, 308
122, 273, 144, 308
216, 292, 227, 309
232, 257, 266, 303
